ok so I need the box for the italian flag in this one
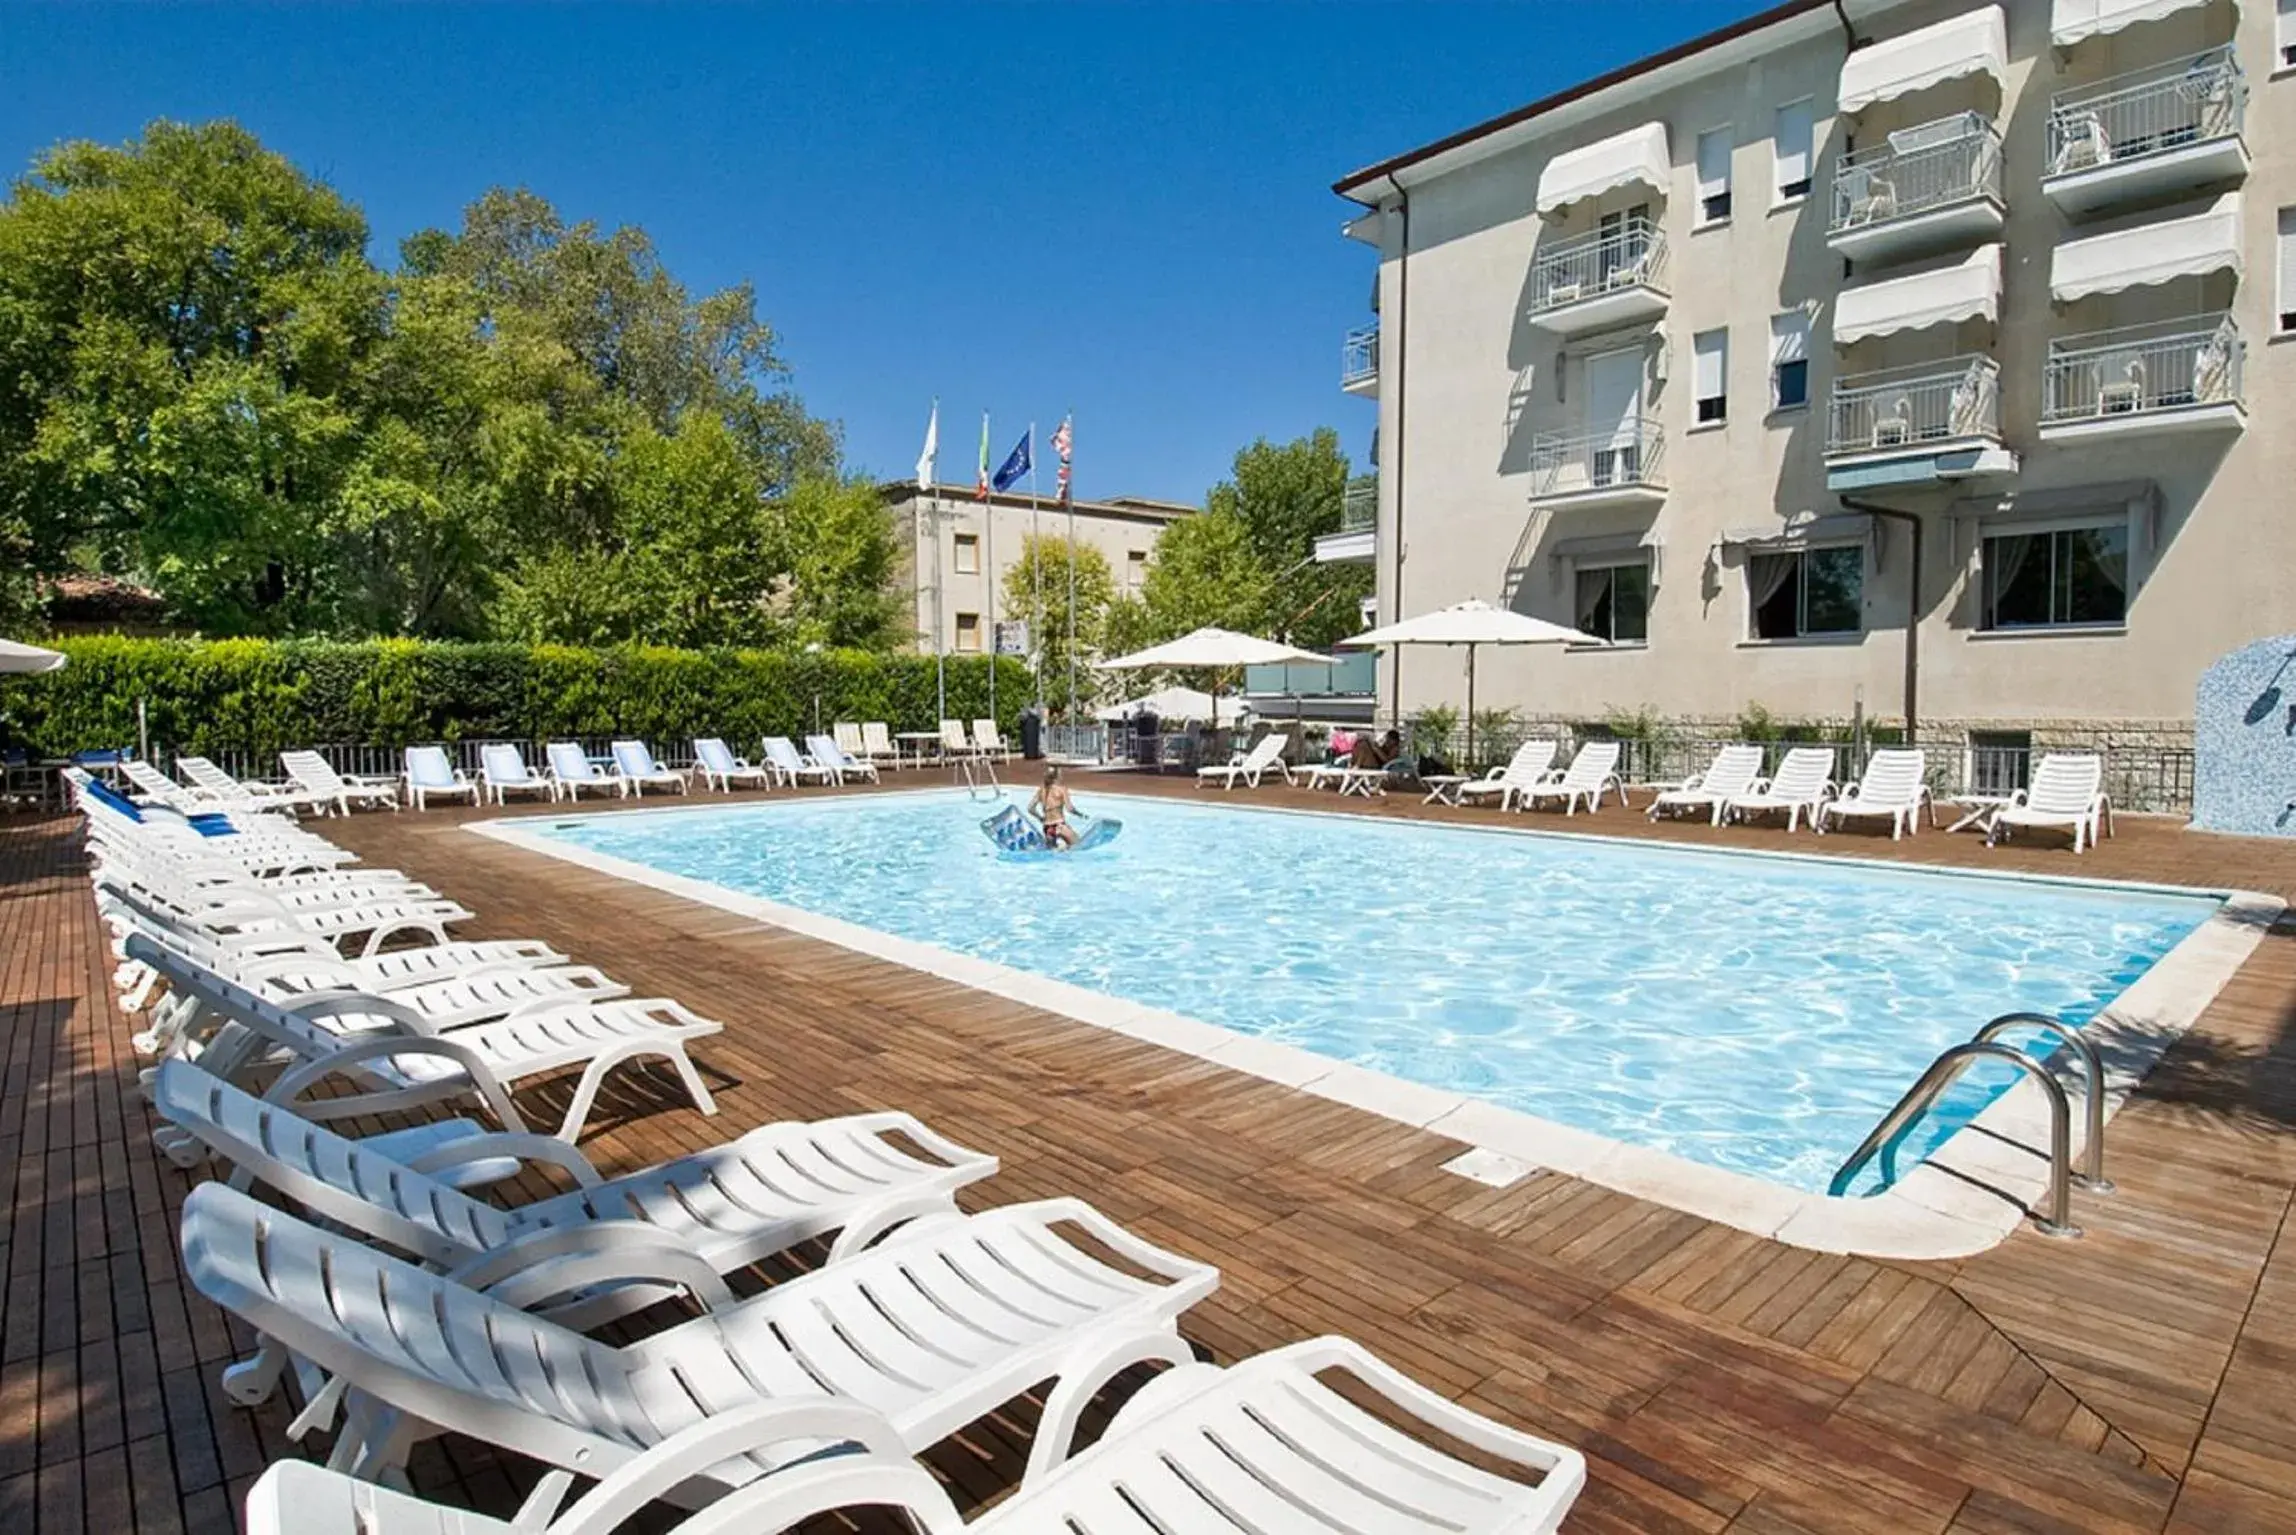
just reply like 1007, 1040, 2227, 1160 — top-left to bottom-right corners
975, 412, 991, 500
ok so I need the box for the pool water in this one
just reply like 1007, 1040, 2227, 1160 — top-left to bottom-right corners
532, 791, 2219, 1194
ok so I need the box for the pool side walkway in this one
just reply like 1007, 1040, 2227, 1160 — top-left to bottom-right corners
3, 771, 2294, 1532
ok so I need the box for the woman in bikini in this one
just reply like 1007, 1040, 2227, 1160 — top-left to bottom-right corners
1029, 765, 1080, 850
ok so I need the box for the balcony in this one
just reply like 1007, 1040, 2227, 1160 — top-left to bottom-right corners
2039, 315, 2245, 443
1341, 322, 1379, 396
1528, 420, 1667, 512
1315, 480, 1377, 564
2043, 49, 2248, 219
1827, 113, 2004, 265
1527, 220, 1669, 336
1825, 355, 2017, 491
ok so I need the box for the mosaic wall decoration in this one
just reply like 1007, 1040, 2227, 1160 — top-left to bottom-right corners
2193, 634, 2296, 839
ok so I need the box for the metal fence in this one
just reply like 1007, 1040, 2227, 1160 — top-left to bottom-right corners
1830, 112, 2002, 233
1528, 218, 1669, 316
1529, 418, 1667, 500
1827, 355, 2000, 457
1341, 323, 1380, 389
2047, 47, 2244, 177
1340, 481, 1376, 533
2041, 314, 2243, 426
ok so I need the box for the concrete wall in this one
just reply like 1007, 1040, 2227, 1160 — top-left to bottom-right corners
1357, 0, 2288, 738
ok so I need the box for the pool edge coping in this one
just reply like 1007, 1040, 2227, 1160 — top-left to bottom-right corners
466, 789, 2279, 1260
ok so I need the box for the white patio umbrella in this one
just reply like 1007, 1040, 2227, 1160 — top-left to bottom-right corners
0, 640, 66, 675
1338, 600, 1602, 766
1094, 685, 1248, 726
1098, 627, 1328, 761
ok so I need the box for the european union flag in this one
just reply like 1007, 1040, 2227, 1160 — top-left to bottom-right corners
991, 429, 1032, 493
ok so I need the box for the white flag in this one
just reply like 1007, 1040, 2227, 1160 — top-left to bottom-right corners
915, 400, 939, 491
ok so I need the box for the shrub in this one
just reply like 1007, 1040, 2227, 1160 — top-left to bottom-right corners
0, 637, 1029, 760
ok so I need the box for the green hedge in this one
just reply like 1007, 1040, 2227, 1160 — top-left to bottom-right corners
0, 637, 1032, 759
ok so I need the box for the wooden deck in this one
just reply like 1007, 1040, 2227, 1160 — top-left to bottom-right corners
7, 771, 2296, 1532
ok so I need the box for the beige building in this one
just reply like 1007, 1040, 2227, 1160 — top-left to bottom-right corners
884, 482, 1193, 657
1328, 0, 2293, 750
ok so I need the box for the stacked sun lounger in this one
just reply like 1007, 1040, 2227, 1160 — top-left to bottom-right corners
59, 765, 1589, 1535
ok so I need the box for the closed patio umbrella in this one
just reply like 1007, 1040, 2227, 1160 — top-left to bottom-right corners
0, 640, 66, 675
1338, 600, 1602, 767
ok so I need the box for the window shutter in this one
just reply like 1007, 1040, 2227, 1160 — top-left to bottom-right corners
1694, 329, 1728, 400
2279, 207, 2296, 327
1696, 130, 1731, 202
1769, 312, 1809, 365
1774, 102, 1813, 191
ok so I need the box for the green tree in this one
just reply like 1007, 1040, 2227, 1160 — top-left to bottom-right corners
1134, 509, 1272, 638
1002, 535, 1115, 716
1205, 428, 1371, 649
763, 476, 904, 650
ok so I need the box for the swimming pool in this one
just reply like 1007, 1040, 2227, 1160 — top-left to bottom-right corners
519, 791, 2220, 1196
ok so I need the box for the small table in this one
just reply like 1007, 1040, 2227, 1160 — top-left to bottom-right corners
894, 731, 943, 766
1420, 775, 1471, 806
1941, 793, 2012, 835
1333, 767, 1391, 799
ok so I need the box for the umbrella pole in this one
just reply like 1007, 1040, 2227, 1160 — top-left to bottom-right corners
1466, 644, 1477, 770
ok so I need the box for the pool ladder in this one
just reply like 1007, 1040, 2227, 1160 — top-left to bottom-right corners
1829, 1012, 2112, 1239
954, 753, 1001, 802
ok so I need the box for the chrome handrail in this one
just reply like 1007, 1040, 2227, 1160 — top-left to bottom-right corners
954, 754, 1000, 800
1829, 1039, 2081, 1238
1971, 1012, 2112, 1193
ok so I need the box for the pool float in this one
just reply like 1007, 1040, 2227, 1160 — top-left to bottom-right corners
980, 803, 1122, 855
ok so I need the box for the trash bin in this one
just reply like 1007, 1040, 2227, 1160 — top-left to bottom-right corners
1133, 710, 1160, 767
1019, 706, 1044, 760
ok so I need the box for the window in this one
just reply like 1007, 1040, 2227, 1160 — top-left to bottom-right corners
954, 612, 982, 652
1598, 203, 1653, 284
1696, 128, 1733, 224
1749, 546, 1862, 638
952, 533, 979, 575
1981, 524, 2129, 630
1693, 328, 1729, 425
1774, 100, 1814, 201
1770, 312, 1810, 411
1573, 560, 1650, 644
1126, 550, 1148, 590
2279, 208, 2296, 333
1968, 729, 2032, 796
2281, 0, 2296, 68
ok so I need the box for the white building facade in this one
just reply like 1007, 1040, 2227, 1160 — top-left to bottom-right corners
1330, 0, 2294, 756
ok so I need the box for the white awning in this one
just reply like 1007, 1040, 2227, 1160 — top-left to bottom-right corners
2051, 193, 2243, 300
1717, 513, 1871, 551
1535, 122, 1670, 214
1838, 6, 2008, 115
1834, 245, 2002, 344
2051, 0, 2230, 47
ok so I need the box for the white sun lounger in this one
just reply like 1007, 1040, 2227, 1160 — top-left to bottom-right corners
155, 1058, 997, 1334
860, 720, 901, 768
544, 742, 623, 799
402, 747, 481, 811
832, 721, 867, 760
691, 737, 770, 792
178, 1178, 1216, 1487
129, 936, 722, 1141
1519, 740, 1626, 815
1989, 752, 2112, 853
1722, 745, 1835, 832
1455, 739, 1560, 812
1647, 744, 1765, 825
1198, 732, 1291, 789
176, 756, 326, 815
1817, 748, 1932, 839
611, 740, 689, 796
479, 744, 558, 804
98, 851, 471, 958
121, 757, 215, 813
242, 1334, 1584, 1535
281, 751, 401, 815
806, 733, 878, 784
760, 735, 835, 786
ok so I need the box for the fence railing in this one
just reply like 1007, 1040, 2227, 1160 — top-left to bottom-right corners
2041, 314, 2243, 425
1827, 355, 2001, 456
1342, 322, 1380, 388
1340, 481, 1376, 533
1830, 112, 2003, 233
1529, 418, 1667, 500
1528, 218, 1669, 316
2047, 47, 2245, 178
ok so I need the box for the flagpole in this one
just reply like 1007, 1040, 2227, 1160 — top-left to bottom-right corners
1028, 423, 1043, 714
932, 486, 947, 725
984, 415, 996, 731
1064, 409, 1077, 726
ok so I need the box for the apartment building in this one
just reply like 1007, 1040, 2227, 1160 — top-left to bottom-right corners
1328, 0, 2293, 749
883, 482, 1193, 656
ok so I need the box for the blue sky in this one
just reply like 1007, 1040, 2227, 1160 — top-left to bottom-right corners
0, 2, 1754, 504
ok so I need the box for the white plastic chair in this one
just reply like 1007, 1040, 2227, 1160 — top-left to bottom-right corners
1646, 744, 1764, 825
1454, 740, 1561, 812
806, 733, 879, 783
1197, 732, 1292, 790
1519, 740, 1626, 815
1722, 746, 1835, 832
610, 740, 689, 797
692, 738, 770, 792
1989, 752, 2111, 854
1817, 748, 1931, 839
479, 744, 558, 804
280, 750, 400, 815
544, 742, 623, 800
402, 746, 480, 811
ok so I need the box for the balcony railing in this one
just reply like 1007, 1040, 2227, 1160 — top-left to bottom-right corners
2041, 315, 2243, 425
1341, 322, 1380, 388
1827, 355, 2001, 456
1340, 481, 1376, 533
1529, 219, 1668, 315
1830, 113, 2002, 233
1529, 419, 1667, 499
2047, 48, 2245, 178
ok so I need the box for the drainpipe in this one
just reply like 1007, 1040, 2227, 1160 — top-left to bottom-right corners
1384, 174, 1412, 725
1838, 495, 1920, 740
1830, 0, 1863, 47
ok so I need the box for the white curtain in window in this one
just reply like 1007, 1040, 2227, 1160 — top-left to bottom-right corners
1748, 552, 1797, 611
1696, 129, 1731, 204
2279, 207, 2296, 318
1575, 568, 1609, 631
2091, 529, 2129, 598
1773, 102, 1813, 190
1984, 532, 2038, 611
1769, 312, 1809, 365
1693, 330, 1728, 401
